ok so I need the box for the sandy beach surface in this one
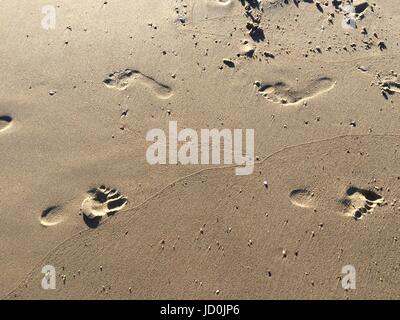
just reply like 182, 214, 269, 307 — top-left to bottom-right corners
1, 0, 400, 299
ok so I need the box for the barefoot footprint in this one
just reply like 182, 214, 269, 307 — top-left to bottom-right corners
256, 77, 335, 105
40, 206, 64, 227
340, 187, 384, 220
81, 186, 128, 219
103, 69, 173, 99
289, 188, 316, 208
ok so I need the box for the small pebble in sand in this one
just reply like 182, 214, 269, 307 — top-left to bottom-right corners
378, 41, 386, 50
358, 65, 368, 72
282, 250, 287, 258
263, 180, 268, 188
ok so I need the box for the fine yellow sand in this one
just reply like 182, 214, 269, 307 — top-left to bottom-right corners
1, 0, 400, 299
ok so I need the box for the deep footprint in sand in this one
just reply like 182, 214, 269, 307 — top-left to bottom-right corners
103, 69, 173, 99
340, 187, 384, 220
40, 206, 64, 227
0, 115, 12, 133
256, 77, 335, 105
81, 186, 128, 220
289, 188, 315, 208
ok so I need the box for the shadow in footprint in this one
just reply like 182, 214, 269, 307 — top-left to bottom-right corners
0, 115, 13, 132
83, 214, 101, 229
346, 187, 383, 202
249, 27, 265, 42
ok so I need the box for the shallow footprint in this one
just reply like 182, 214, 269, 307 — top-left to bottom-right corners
256, 77, 335, 106
0, 115, 12, 132
40, 206, 64, 227
81, 186, 128, 220
340, 187, 384, 220
103, 69, 173, 99
289, 188, 315, 208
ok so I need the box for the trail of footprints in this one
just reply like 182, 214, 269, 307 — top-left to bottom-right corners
40, 186, 127, 228
103, 69, 173, 99
42, 183, 383, 228
289, 186, 384, 220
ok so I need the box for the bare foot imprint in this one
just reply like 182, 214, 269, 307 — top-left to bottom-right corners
255, 77, 335, 105
340, 187, 384, 220
81, 186, 128, 220
103, 69, 173, 99
289, 188, 315, 208
40, 206, 64, 227
0, 115, 13, 132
